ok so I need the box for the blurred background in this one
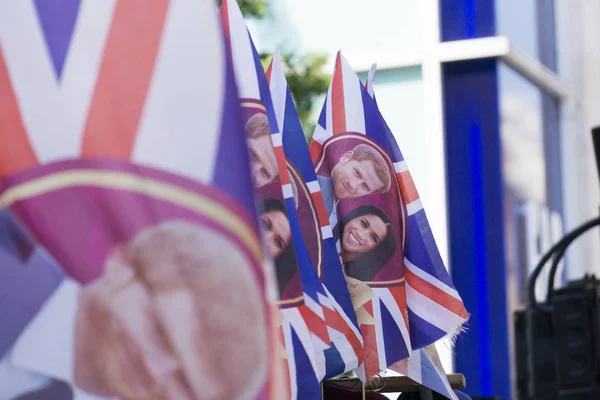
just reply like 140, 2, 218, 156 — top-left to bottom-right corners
242, 0, 600, 398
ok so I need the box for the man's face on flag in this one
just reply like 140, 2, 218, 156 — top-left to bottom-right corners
331, 144, 391, 200
246, 113, 279, 188
74, 220, 267, 400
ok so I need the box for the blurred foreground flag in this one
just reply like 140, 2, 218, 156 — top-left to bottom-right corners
0, 0, 284, 399
220, 1, 329, 399
267, 52, 364, 379
365, 65, 460, 400
309, 53, 468, 380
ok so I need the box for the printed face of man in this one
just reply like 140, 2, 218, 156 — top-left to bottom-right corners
261, 210, 291, 259
74, 221, 267, 400
246, 114, 278, 188
331, 151, 385, 199
342, 214, 388, 254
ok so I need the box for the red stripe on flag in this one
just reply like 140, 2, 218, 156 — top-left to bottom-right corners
331, 54, 346, 135
299, 305, 331, 346
362, 325, 380, 379
309, 140, 323, 164
405, 267, 468, 319
266, 59, 273, 85
81, 0, 170, 160
0, 48, 38, 177
363, 300, 374, 318
388, 285, 410, 330
310, 192, 331, 228
219, 0, 234, 63
273, 146, 290, 185
322, 306, 364, 363
398, 171, 419, 204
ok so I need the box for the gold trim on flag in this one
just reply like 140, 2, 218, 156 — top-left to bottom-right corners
0, 170, 262, 263
286, 161, 323, 278
241, 102, 267, 111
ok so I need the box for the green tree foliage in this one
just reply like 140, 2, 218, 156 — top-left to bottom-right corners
221, 0, 329, 139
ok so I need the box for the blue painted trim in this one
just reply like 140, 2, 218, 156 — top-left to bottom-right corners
440, 0, 495, 41
443, 59, 511, 399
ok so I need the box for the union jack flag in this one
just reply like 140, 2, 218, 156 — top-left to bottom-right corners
267, 52, 364, 379
366, 64, 460, 400
309, 53, 468, 380
220, 1, 330, 399
0, 1, 285, 399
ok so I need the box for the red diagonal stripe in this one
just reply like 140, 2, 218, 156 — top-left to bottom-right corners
388, 285, 410, 329
0, 48, 38, 178
219, 0, 234, 63
405, 267, 468, 319
273, 146, 290, 185
81, 0, 170, 160
310, 191, 331, 228
362, 324, 380, 379
266, 58, 273, 84
299, 305, 331, 346
398, 171, 419, 204
309, 140, 323, 164
322, 306, 363, 363
331, 54, 346, 135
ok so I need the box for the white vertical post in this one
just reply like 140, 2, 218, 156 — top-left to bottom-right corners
419, 0, 454, 373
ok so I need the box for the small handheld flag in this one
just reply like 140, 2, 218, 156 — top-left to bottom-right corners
366, 64, 460, 400
267, 52, 364, 379
220, 1, 330, 399
310, 52, 468, 380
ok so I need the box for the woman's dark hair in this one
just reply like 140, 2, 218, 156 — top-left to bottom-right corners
337, 205, 397, 282
262, 198, 297, 299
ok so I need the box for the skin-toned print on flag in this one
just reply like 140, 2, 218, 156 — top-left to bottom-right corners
0, 1, 284, 399
221, 0, 304, 308
243, 104, 303, 304
314, 135, 405, 285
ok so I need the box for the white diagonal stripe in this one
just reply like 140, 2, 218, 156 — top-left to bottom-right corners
307, 180, 321, 193
406, 199, 423, 215
394, 161, 408, 173
321, 225, 333, 239
405, 257, 460, 299
406, 282, 466, 332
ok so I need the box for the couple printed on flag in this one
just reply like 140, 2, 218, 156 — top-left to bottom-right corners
0, 0, 467, 400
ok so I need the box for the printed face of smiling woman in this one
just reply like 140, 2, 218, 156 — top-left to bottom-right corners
341, 213, 388, 261
261, 209, 291, 259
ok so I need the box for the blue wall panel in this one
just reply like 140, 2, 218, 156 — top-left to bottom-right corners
443, 59, 511, 399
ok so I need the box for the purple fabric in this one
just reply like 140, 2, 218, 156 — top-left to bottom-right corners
0, 210, 64, 359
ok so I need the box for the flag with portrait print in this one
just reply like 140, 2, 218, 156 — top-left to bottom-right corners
267, 52, 364, 380
366, 64, 459, 400
220, 1, 330, 399
309, 52, 469, 380
0, 1, 284, 399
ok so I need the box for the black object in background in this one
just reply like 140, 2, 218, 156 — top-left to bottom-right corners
514, 127, 600, 399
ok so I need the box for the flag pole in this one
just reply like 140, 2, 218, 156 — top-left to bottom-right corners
362, 381, 366, 400
321, 381, 324, 400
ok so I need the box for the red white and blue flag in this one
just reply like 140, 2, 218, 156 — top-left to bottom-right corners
310, 53, 469, 380
0, 0, 285, 399
220, 1, 330, 399
366, 64, 460, 400
267, 52, 364, 379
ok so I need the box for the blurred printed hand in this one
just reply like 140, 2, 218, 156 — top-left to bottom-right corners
74, 220, 268, 400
